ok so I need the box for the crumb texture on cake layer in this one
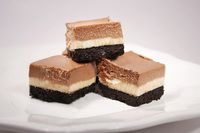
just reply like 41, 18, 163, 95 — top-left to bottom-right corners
67, 44, 124, 63
68, 37, 123, 50
96, 83, 164, 106
29, 77, 96, 93
99, 77, 164, 96
30, 83, 96, 104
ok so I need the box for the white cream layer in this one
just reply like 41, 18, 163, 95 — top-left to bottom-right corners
29, 77, 95, 94
99, 77, 164, 96
68, 37, 123, 50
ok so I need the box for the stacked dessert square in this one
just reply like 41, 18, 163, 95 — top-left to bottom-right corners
29, 55, 96, 104
29, 17, 165, 106
97, 51, 165, 106
63, 17, 124, 62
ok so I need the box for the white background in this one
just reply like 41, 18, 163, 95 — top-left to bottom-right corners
1, 0, 200, 64
0, 0, 200, 133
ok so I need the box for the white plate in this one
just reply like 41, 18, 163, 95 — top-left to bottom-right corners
0, 43, 200, 133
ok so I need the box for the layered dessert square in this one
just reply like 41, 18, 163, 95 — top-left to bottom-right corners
64, 17, 124, 62
29, 55, 96, 104
97, 51, 165, 106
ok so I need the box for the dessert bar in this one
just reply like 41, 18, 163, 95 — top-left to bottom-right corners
97, 51, 165, 106
64, 17, 124, 62
29, 55, 96, 103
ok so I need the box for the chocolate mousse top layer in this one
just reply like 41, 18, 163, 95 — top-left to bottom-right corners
98, 51, 165, 86
66, 17, 123, 41
29, 55, 96, 86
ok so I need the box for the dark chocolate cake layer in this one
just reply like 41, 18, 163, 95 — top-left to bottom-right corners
96, 83, 164, 107
30, 83, 95, 104
67, 44, 124, 63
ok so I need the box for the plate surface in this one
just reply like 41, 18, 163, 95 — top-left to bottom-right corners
0, 43, 200, 133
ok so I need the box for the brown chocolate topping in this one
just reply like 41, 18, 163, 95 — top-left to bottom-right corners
98, 51, 165, 86
66, 17, 123, 41
67, 17, 110, 28
29, 55, 96, 86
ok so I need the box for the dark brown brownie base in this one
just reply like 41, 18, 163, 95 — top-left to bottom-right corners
30, 83, 95, 104
96, 82, 164, 107
68, 44, 124, 63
